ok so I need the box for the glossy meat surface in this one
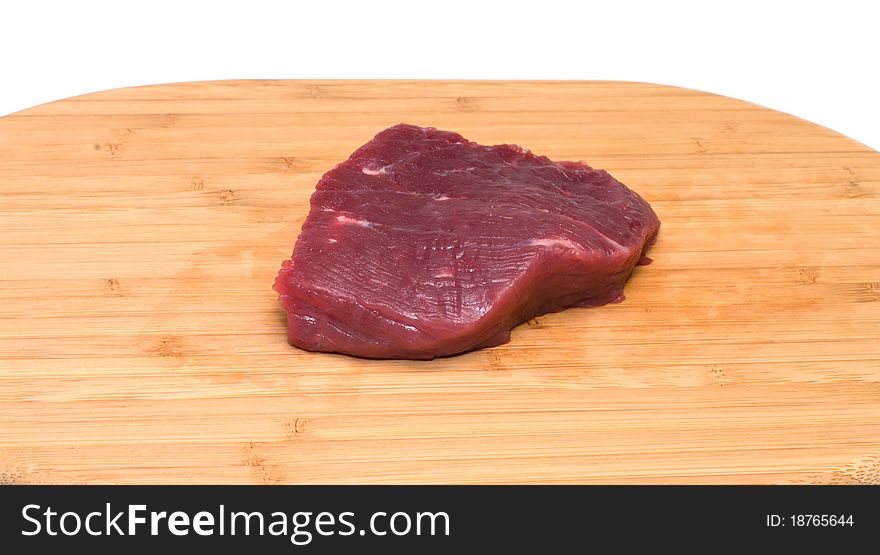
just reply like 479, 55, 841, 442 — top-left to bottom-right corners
274, 124, 660, 359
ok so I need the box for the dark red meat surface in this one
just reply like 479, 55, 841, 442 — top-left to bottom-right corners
274, 124, 660, 359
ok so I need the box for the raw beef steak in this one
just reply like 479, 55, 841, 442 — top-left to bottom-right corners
274, 124, 660, 359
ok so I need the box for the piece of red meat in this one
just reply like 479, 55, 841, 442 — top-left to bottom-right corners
274, 124, 660, 359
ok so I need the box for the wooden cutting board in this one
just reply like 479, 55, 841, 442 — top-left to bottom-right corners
1, 80, 879, 485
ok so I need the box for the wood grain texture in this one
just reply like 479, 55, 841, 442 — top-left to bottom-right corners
1, 80, 879, 484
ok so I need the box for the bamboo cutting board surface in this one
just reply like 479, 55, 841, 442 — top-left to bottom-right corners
1, 81, 879, 485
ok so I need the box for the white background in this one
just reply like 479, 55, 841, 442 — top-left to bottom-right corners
1, 0, 878, 150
